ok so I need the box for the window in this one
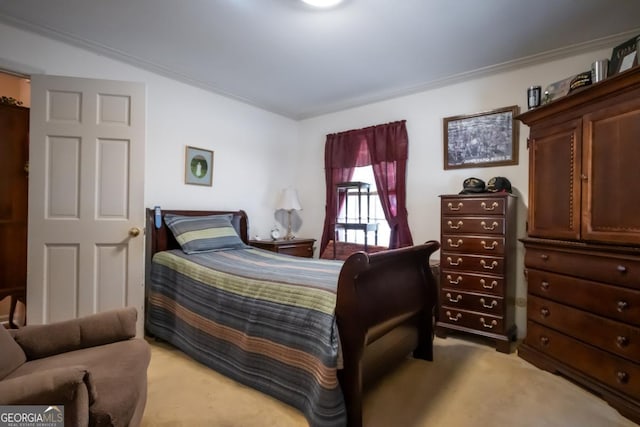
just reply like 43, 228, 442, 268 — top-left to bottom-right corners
336, 166, 390, 247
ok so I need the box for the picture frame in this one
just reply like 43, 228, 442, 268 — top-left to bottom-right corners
443, 105, 519, 170
608, 35, 639, 76
185, 145, 213, 186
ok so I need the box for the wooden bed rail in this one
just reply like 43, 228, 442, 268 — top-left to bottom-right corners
336, 240, 440, 427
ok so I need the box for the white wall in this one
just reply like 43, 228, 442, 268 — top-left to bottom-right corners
295, 47, 611, 337
0, 22, 299, 238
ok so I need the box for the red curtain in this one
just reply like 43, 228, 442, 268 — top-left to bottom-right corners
319, 131, 365, 255
368, 122, 413, 248
319, 120, 413, 254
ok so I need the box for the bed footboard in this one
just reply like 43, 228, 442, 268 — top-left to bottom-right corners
336, 240, 440, 427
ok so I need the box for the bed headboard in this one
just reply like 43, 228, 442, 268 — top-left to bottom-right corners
145, 208, 249, 257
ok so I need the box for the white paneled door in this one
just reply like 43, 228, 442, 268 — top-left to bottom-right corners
28, 75, 146, 335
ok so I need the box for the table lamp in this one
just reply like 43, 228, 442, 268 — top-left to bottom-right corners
276, 188, 302, 240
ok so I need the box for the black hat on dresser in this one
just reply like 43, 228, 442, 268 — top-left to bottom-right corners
487, 176, 512, 193
459, 177, 486, 194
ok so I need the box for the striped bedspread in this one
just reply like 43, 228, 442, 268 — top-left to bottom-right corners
147, 247, 346, 427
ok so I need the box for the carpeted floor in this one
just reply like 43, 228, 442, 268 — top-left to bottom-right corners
141, 336, 637, 427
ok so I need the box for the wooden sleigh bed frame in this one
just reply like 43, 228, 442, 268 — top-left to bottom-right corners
145, 208, 440, 427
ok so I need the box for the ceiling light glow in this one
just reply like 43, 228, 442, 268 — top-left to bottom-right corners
301, 0, 343, 8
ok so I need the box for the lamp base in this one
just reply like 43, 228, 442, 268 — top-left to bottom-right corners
285, 210, 295, 240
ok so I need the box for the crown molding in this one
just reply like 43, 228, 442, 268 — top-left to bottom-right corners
2, 13, 637, 121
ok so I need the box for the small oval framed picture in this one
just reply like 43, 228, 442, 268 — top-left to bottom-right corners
185, 145, 213, 186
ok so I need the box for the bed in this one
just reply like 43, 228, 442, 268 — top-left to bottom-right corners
145, 209, 440, 427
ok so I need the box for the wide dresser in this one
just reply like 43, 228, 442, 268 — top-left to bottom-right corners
436, 193, 517, 353
517, 66, 640, 423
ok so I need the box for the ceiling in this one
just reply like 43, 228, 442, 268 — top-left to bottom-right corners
1, 0, 639, 119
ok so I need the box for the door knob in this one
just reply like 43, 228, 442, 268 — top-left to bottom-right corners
129, 227, 141, 237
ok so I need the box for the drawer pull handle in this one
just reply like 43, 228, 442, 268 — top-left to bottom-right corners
540, 307, 550, 317
481, 201, 499, 211
447, 257, 463, 266
540, 254, 549, 261
448, 220, 463, 230
617, 300, 629, 312
446, 293, 462, 303
479, 298, 498, 309
617, 336, 629, 348
617, 265, 627, 274
480, 259, 498, 270
448, 202, 463, 211
617, 371, 630, 384
480, 318, 497, 329
540, 281, 550, 291
481, 240, 498, 250
448, 238, 463, 248
480, 279, 498, 290
447, 275, 463, 285
540, 336, 550, 346
481, 221, 499, 231
446, 311, 462, 322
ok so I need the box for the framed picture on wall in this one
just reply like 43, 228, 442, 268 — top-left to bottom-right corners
443, 105, 520, 170
608, 35, 639, 76
185, 145, 214, 186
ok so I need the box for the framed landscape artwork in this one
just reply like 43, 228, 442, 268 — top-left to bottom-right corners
185, 145, 214, 186
443, 105, 520, 170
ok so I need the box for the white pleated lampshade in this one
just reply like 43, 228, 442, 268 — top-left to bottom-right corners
276, 188, 302, 211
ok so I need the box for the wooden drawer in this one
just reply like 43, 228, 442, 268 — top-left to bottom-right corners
441, 217, 505, 235
440, 289, 504, 315
525, 246, 640, 290
442, 234, 505, 255
249, 239, 315, 258
527, 269, 640, 327
278, 244, 313, 257
441, 271, 504, 296
525, 321, 640, 400
441, 252, 504, 275
438, 307, 504, 334
441, 197, 506, 216
528, 295, 640, 362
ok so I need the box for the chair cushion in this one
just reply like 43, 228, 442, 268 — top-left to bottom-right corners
7, 339, 150, 427
0, 326, 26, 379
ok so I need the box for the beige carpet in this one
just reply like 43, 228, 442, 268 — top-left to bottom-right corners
141, 336, 637, 427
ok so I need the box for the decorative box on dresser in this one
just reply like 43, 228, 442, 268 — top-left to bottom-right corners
517, 66, 640, 423
436, 193, 518, 353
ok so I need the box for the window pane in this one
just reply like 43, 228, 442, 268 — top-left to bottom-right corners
336, 166, 390, 247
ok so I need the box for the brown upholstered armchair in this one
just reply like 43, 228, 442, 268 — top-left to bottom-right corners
0, 307, 150, 426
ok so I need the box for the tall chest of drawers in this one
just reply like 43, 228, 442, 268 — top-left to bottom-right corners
521, 239, 640, 423
516, 67, 640, 423
436, 193, 517, 353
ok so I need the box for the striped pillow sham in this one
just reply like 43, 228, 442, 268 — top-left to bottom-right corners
164, 214, 248, 254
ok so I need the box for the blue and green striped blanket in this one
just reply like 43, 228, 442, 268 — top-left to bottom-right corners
147, 247, 346, 426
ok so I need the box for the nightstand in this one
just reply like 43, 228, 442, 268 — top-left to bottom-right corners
248, 238, 316, 258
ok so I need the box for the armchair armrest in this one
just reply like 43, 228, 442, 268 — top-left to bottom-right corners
0, 365, 96, 405
0, 366, 96, 427
12, 307, 137, 360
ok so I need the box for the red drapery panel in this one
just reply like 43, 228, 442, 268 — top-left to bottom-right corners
319, 131, 362, 255
320, 120, 413, 254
